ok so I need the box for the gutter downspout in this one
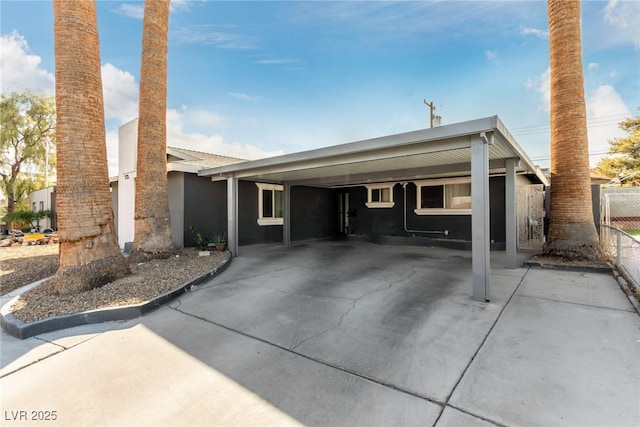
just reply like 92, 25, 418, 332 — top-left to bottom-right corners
402, 183, 449, 236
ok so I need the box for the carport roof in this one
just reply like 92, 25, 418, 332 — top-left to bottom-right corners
199, 116, 549, 187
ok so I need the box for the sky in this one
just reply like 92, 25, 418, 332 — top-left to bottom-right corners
1, 0, 639, 176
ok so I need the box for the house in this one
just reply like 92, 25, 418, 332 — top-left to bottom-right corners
110, 115, 547, 301
27, 185, 56, 230
197, 115, 549, 302
110, 118, 245, 250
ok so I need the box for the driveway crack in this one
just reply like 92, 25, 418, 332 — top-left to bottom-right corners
291, 265, 417, 350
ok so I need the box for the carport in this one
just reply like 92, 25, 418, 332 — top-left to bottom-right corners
200, 116, 548, 302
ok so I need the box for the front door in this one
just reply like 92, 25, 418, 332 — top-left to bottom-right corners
338, 192, 349, 234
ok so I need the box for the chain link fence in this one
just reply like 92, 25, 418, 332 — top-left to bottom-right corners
600, 188, 640, 293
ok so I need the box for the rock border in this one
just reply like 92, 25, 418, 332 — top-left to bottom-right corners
1, 251, 232, 339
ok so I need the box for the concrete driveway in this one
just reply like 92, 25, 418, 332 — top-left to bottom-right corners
2, 241, 639, 426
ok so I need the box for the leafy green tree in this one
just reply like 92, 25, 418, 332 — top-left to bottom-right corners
595, 114, 640, 186
1, 209, 50, 231
0, 91, 56, 215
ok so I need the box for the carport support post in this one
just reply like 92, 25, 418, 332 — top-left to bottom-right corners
227, 177, 238, 257
283, 182, 291, 246
505, 158, 518, 268
471, 133, 491, 302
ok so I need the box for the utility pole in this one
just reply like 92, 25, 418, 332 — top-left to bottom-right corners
423, 99, 442, 128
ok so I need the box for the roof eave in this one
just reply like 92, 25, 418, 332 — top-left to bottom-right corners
199, 116, 499, 178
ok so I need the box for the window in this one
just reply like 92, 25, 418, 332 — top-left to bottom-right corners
414, 178, 472, 215
256, 183, 284, 226
39, 201, 44, 212
32, 202, 37, 212
365, 183, 395, 208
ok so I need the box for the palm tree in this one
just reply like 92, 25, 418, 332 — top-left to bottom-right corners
52, 0, 128, 294
543, 0, 602, 261
129, 0, 173, 262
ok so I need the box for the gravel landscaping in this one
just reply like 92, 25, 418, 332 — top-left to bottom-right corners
1, 244, 59, 295
1, 244, 227, 323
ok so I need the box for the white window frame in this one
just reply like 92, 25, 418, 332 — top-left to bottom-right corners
365, 183, 395, 208
414, 177, 472, 215
256, 182, 284, 226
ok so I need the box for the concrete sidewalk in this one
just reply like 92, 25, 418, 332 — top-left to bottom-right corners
1, 242, 639, 426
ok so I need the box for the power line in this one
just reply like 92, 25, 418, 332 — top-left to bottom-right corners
530, 149, 613, 162
511, 114, 631, 137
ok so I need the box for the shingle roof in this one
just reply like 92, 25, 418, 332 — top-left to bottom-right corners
167, 146, 246, 170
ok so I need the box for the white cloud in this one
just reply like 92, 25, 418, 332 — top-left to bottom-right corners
172, 25, 256, 49
99, 64, 282, 174
101, 63, 139, 176
0, 32, 279, 176
0, 31, 54, 95
588, 62, 599, 71
586, 84, 631, 165
254, 58, 300, 65
170, 0, 193, 14
604, 0, 640, 48
107, 106, 283, 176
484, 50, 497, 61
179, 105, 227, 129
229, 92, 261, 102
113, 0, 193, 19
165, 108, 283, 162
101, 75, 279, 175
101, 63, 139, 123
525, 67, 550, 112
112, 3, 145, 19
524, 72, 631, 166
521, 27, 548, 39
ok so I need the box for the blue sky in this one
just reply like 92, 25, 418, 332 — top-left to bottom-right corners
1, 1, 638, 175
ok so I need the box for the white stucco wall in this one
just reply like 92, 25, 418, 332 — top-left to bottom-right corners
117, 119, 138, 249
28, 186, 55, 230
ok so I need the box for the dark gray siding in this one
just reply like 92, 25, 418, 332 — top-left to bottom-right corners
489, 177, 506, 243
238, 180, 282, 245
591, 184, 601, 233
237, 183, 340, 246
291, 186, 340, 241
346, 178, 507, 246
183, 174, 227, 247
225, 177, 518, 249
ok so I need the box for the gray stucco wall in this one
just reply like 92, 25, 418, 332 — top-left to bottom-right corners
237, 182, 340, 246
238, 180, 283, 246
183, 174, 227, 247
210, 176, 534, 249
290, 186, 340, 241
168, 172, 185, 248
345, 178, 508, 246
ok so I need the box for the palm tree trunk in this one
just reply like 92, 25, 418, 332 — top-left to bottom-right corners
543, 0, 602, 261
52, 0, 128, 294
130, 0, 173, 262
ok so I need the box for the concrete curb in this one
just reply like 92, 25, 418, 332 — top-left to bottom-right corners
1, 251, 232, 340
523, 260, 614, 274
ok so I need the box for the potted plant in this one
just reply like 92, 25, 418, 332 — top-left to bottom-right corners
189, 226, 208, 249
211, 232, 227, 251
